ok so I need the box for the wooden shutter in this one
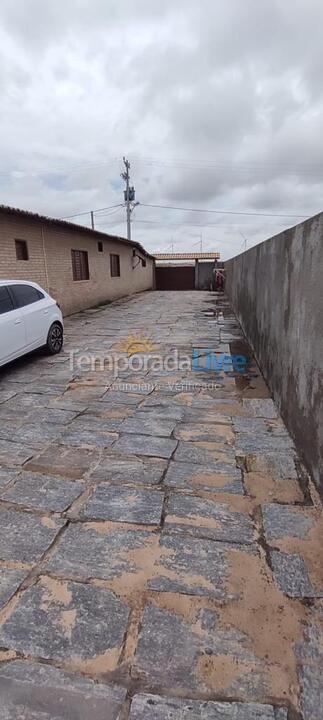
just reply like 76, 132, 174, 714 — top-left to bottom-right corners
110, 254, 120, 277
71, 250, 89, 280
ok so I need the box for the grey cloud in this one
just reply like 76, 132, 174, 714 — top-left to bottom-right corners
0, 0, 323, 260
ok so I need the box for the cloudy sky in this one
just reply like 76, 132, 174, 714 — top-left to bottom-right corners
1, 0, 323, 259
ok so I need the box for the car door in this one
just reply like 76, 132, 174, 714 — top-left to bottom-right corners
0, 285, 26, 364
9, 284, 49, 349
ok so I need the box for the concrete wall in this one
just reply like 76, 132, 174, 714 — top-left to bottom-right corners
225, 213, 323, 493
0, 213, 154, 315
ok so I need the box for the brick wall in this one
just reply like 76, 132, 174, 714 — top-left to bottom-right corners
0, 213, 154, 315
0, 216, 48, 289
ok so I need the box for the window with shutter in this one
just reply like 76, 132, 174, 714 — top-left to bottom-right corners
110, 254, 120, 277
71, 250, 90, 281
15, 240, 29, 261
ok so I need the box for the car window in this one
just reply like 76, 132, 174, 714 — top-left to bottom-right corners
0, 286, 14, 315
10, 284, 45, 309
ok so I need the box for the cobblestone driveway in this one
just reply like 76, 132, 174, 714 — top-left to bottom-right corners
0, 291, 321, 719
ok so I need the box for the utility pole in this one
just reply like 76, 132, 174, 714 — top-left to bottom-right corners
90, 211, 95, 230
121, 157, 132, 242
200, 233, 203, 252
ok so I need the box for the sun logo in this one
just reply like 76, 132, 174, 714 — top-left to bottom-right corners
116, 331, 155, 356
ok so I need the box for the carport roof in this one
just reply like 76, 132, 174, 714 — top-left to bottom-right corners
154, 252, 220, 260
0, 204, 154, 260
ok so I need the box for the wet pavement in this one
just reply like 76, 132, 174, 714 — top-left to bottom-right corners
0, 290, 321, 719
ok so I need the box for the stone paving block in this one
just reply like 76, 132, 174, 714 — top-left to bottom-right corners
0, 509, 64, 563
112, 433, 177, 459
60, 425, 118, 448
242, 399, 278, 419
26, 444, 99, 479
50, 396, 88, 412
101, 390, 143, 405
0, 389, 17, 403
35, 368, 74, 384
139, 397, 185, 419
26, 408, 79, 425
245, 453, 297, 479
296, 607, 323, 719
89, 454, 166, 485
120, 414, 176, 437
45, 523, 155, 581
129, 693, 288, 720
0, 405, 22, 422
233, 417, 289, 437
0, 660, 126, 720
2, 393, 49, 411
133, 603, 269, 700
0, 567, 27, 609
80, 484, 164, 525
174, 423, 234, 444
0, 439, 34, 466
178, 393, 237, 410
148, 533, 253, 599
236, 433, 294, 455
269, 550, 317, 598
139, 393, 183, 408
61, 386, 108, 403
165, 493, 254, 544
174, 441, 236, 467
1, 472, 84, 512
67, 416, 124, 433
187, 399, 247, 417
182, 407, 232, 424
0, 577, 129, 665
10, 423, 65, 447
0, 419, 25, 442
164, 461, 244, 495
0, 467, 18, 489
262, 505, 323, 598
26, 381, 70, 396
298, 663, 323, 720
84, 401, 135, 419
262, 504, 315, 541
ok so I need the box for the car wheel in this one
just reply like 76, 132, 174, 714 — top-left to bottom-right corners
46, 322, 63, 354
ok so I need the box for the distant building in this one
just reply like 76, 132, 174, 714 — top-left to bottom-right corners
154, 252, 220, 290
0, 205, 154, 315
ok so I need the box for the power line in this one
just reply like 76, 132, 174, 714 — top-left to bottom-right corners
139, 202, 309, 219
94, 206, 124, 218
5, 152, 323, 181
132, 219, 289, 228
131, 154, 323, 171
59, 204, 123, 220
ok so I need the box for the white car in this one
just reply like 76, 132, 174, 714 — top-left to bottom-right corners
0, 280, 63, 367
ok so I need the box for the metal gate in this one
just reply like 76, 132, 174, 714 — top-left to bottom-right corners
156, 266, 195, 290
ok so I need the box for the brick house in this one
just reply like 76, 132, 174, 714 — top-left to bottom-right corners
0, 205, 155, 315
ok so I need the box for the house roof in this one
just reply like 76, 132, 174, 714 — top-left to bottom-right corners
0, 204, 154, 260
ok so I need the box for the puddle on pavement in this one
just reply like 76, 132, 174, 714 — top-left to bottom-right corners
199, 295, 270, 399
229, 338, 270, 399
